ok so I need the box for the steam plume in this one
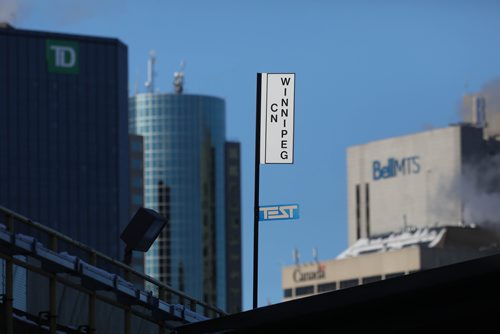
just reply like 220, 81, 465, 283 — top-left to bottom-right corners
0, 0, 22, 23
455, 79, 500, 231
0, 0, 124, 27
461, 155, 500, 228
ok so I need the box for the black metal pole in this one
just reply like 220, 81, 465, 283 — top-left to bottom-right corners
253, 73, 262, 309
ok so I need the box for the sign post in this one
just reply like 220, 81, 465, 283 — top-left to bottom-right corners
253, 74, 262, 310
253, 73, 296, 309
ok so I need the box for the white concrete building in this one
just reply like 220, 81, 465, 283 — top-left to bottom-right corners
347, 125, 496, 245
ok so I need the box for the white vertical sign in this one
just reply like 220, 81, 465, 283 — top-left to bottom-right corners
259, 73, 296, 164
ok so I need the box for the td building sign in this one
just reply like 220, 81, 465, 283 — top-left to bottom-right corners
46, 39, 79, 74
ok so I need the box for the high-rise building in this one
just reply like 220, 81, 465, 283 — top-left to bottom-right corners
282, 124, 500, 301
129, 70, 241, 310
0, 24, 129, 259
129, 134, 145, 273
224, 142, 242, 313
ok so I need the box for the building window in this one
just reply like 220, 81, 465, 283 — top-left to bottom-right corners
132, 194, 142, 206
131, 158, 142, 169
385, 272, 405, 279
365, 183, 370, 237
362, 275, 382, 284
355, 184, 361, 240
339, 279, 359, 289
295, 285, 314, 296
132, 177, 142, 188
317, 282, 336, 293
131, 140, 142, 152
283, 288, 292, 298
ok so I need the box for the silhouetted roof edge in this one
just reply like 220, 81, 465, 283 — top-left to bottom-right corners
176, 253, 500, 333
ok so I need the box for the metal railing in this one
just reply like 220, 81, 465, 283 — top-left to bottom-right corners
0, 205, 226, 333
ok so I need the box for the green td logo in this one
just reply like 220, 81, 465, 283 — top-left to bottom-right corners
46, 39, 79, 74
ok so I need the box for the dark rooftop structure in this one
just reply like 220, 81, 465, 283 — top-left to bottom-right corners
177, 252, 500, 333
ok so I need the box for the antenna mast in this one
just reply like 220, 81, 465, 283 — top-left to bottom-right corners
144, 50, 156, 93
133, 71, 140, 96
472, 94, 487, 129
293, 248, 300, 266
173, 60, 185, 94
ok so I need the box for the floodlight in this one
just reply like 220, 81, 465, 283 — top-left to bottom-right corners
121, 207, 167, 265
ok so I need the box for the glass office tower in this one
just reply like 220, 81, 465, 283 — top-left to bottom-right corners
0, 24, 129, 260
129, 93, 229, 309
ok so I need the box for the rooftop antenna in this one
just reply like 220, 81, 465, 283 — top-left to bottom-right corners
133, 71, 140, 96
144, 50, 156, 93
472, 94, 487, 129
173, 60, 185, 94
293, 248, 300, 266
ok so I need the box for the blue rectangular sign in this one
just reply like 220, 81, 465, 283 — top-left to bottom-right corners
259, 204, 300, 222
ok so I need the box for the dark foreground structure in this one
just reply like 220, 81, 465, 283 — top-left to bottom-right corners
177, 252, 500, 333
0, 206, 225, 333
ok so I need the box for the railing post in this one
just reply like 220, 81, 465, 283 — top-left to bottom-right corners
190, 299, 196, 313
88, 251, 96, 333
4, 214, 14, 334
179, 295, 184, 307
49, 235, 58, 334
158, 286, 165, 302
157, 286, 165, 334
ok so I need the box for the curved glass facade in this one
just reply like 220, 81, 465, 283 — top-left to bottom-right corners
129, 93, 226, 308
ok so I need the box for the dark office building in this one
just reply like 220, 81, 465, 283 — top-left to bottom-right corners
129, 134, 145, 273
0, 24, 129, 260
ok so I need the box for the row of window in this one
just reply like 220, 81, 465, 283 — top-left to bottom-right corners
134, 125, 200, 133
130, 140, 142, 152
132, 99, 203, 107
131, 104, 218, 113
144, 160, 209, 168
144, 152, 200, 160
284, 272, 408, 298
131, 158, 142, 169
142, 144, 205, 151
143, 188, 199, 198
131, 177, 142, 188
130, 109, 180, 116
129, 116, 199, 124
143, 168, 200, 175
131, 194, 142, 206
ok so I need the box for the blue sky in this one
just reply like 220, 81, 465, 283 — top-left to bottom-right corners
10, 0, 500, 309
